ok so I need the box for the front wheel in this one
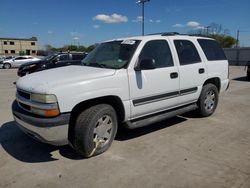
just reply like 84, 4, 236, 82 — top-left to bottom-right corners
72, 104, 118, 158
197, 84, 219, 117
3, 63, 11, 69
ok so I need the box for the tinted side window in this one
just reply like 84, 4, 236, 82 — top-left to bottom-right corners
72, 54, 84, 60
174, 40, 201, 65
59, 54, 69, 61
139, 40, 174, 68
198, 39, 226, 61
15, 57, 24, 60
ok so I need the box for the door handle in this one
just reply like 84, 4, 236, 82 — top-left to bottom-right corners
170, 72, 178, 79
199, 68, 205, 74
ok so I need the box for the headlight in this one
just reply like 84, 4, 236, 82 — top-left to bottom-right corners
31, 93, 57, 103
30, 93, 59, 116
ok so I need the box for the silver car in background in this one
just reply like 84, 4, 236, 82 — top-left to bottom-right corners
0, 56, 40, 69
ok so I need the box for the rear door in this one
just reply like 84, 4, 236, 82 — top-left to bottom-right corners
13, 57, 26, 67
56, 54, 70, 67
71, 54, 85, 65
128, 39, 180, 119
173, 39, 207, 105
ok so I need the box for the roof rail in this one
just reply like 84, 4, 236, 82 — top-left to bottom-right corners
161, 32, 180, 36
188, 34, 211, 38
147, 32, 180, 36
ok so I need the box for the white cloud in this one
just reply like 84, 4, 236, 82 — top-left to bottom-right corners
93, 25, 100, 29
70, 32, 81, 40
93, 13, 128, 23
173, 24, 184, 27
187, 21, 200, 27
73, 36, 80, 40
196, 26, 206, 30
149, 19, 153, 23
132, 16, 143, 23
47, 30, 53, 34
155, 20, 161, 23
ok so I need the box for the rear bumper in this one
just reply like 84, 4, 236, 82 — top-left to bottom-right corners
12, 101, 70, 145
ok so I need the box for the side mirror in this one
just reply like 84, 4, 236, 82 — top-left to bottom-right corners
135, 58, 156, 71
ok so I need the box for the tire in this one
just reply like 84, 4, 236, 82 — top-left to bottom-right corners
247, 72, 250, 81
72, 104, 118, 158
3, 63, 11, 69
197, 83, 219, 117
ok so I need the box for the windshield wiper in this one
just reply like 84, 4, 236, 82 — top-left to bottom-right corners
83, 62, 106, 68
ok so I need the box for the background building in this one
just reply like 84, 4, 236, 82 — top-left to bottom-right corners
0, 37, 38, 56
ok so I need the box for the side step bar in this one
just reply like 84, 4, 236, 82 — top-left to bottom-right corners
123, 103, 198, 129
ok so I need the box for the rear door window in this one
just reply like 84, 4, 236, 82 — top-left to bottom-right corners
198, 39, 227, 61
59, 54, 69, 61
174, 40, 201, 65
72, 54, 85, 60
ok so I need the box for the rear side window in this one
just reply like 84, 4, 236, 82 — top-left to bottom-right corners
139, 40, 174, 68
72, 54, 85, 60
59, 54, 69, 61
198, 39, 226, 61
174, 40, 201, 65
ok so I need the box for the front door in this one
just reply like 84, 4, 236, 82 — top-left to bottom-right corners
128, 39, 180, 119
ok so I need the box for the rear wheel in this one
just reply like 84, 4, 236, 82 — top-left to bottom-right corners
197, 84, 218, 117
72, 104, 117, 158
3, 63, 11, 69
247, 72, 250, 81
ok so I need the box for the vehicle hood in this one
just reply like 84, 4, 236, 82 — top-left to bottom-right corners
16, 65, 116, 93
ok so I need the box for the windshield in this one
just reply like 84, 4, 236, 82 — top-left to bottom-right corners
42, 54, 57, 61
82, 40, 140, 69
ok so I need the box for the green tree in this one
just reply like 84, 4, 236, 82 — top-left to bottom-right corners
209, 34, 237, 48
86, 44, 97, 52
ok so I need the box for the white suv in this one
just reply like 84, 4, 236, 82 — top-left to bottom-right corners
12, 33, 229, 157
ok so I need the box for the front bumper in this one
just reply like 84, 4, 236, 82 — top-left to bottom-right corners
12, 101, 70, 146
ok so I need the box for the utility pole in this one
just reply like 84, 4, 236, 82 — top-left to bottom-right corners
236, 30, 240, 48
137, 0, 150, 36
205, 26, 211, 36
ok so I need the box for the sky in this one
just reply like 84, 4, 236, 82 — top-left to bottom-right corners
0, 0, 250, 48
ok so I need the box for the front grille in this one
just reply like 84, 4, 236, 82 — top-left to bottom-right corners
17, 90, 30, 100
18, 102, 31, 111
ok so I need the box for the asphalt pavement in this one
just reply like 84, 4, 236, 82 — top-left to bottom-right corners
0, 66, 250, 188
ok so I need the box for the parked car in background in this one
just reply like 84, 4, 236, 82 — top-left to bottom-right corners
18, 52, 87, 76
0, 56, 15, 65
1, 56, 40, 69
247, 61, 250, 80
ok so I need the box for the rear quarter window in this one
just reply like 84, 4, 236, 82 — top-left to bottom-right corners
198, 39, 227, 61
72, 54, 85, 60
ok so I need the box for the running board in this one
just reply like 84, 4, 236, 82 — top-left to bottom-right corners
123, 103, 198, 129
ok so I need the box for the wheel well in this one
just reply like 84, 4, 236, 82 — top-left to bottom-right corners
68, 96, 125, 144
4, 63, 11, 67
203, 77, 221, 92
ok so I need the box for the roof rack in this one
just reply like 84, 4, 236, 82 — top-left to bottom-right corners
147, 32, 180, 36
147, 32, 212, 38
188, 34, 212, 38
161, 32, 180, 36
